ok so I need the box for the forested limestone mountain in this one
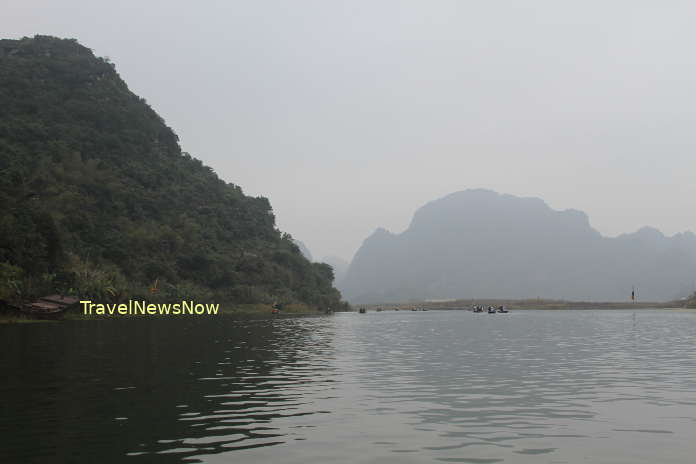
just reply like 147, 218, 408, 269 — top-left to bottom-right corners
0, 35, 347, 310
340, 189, 696, 303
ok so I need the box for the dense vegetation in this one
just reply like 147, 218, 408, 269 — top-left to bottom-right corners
0, 35, 348, 311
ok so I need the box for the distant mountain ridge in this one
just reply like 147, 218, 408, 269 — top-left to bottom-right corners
340, 189, 696, 303
290, 240, 349, 283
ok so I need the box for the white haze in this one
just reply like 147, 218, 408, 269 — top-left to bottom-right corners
4, 1, 696, 261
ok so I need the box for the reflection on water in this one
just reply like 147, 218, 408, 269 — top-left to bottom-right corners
2, 310, 696, 463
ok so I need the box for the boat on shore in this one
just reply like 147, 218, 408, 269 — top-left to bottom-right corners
21, 295, 79, 319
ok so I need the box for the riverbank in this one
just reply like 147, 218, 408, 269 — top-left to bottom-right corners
0, 302, 333, 323
367, 298, 678, 311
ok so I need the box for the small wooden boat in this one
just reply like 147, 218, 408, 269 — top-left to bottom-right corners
22, 295, 78, 319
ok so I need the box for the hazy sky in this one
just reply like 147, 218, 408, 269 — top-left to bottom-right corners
4, 1, 696, 261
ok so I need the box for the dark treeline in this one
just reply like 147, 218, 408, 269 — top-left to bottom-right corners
0, 35, 348, 311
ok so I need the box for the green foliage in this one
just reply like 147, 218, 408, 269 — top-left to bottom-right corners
63, 254, 125, 301
0, 36, 348, 311
687, 293, 696, 309
0, 262, 23, 300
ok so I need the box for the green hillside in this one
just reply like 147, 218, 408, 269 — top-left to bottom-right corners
0, 35, 347, 311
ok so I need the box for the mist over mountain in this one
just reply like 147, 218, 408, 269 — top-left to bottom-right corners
289, 240, 349, 284
321, 256, 349, 284
340, 190, 696, 303
292, 239, 313, 262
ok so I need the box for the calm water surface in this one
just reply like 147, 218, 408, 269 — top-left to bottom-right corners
2, 310, 696, 463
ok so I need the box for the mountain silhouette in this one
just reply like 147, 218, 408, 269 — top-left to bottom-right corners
340, 189, 696, 303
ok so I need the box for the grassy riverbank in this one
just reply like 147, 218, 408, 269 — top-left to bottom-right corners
367, 298, 676, 311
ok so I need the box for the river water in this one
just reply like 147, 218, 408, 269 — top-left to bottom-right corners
2, 309, 696, 463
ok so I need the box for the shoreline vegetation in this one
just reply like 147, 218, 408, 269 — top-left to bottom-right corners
0, 301, 329, 323
366, 297, 695, 311
3, 296, 695, 324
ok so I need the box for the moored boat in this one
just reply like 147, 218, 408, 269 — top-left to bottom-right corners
21, 295, 79, 319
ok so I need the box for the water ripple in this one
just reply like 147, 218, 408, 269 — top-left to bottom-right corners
2, 310, 696, 463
